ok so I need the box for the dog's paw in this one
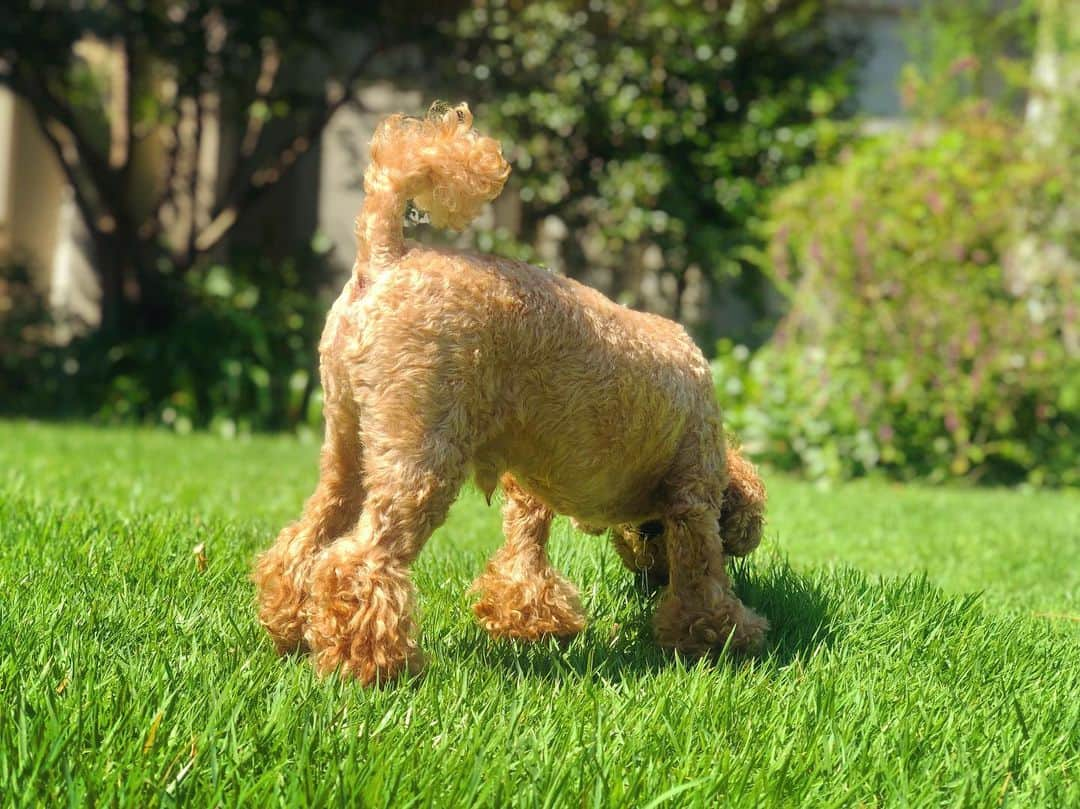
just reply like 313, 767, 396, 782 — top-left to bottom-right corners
305, 545, 423, 685
653, 595, 768, 657
471, 567, 586, 641
253, 523, 313, 655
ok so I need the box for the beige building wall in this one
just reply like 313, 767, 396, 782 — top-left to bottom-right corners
0, 86, 99, 331
0, 87, 65, 283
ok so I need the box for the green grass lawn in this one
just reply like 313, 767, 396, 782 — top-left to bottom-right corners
1, 421, 1078, 806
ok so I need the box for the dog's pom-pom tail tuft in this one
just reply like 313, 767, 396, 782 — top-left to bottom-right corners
404, 102, 510, 230
357, 102, 511, 264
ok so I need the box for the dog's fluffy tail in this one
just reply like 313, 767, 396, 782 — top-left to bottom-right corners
356, 102, 511, 266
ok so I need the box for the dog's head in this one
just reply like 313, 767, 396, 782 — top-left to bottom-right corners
613, 447, 766, 575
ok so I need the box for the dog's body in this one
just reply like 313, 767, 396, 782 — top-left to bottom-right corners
254, 105, 768, 684
330, 248, 714, 527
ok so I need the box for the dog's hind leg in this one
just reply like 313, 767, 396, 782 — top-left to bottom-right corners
254, 397, 364, 654
305, 434, 466, 684
471, 475, 586, 640
651, 500, 768, 656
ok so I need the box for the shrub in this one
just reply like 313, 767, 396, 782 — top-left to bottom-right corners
89, 249, 330, 433
718, 105, 1078, 486
0, 248, 332, 434
0, 262, 63, 413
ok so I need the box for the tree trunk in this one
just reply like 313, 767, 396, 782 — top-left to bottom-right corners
97, 240, 127, 338
95, 227, 179, 339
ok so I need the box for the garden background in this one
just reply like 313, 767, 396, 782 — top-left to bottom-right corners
3, 0, 1074, 487
0, 1, 1077, 805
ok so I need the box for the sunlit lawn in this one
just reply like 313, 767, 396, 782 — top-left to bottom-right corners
2, 421, 1077, 806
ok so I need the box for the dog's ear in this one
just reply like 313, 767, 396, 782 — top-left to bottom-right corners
719, 447, 766, 557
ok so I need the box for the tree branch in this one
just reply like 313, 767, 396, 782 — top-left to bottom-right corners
194, 44, 381, 256
139, 106, 183, 240
195, 95, 364, 255
184, 91, 205, 265
108, 36, 129, 170
114, 27, 136, 187
11, 66, 119, 212
240, 37, 281, 157
24, 100, 108, 258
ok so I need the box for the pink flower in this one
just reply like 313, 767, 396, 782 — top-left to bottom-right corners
949, 56, 979, 77
926, 191, 944, 216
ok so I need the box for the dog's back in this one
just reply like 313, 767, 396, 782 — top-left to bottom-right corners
327, 103, 725, 525
343, 239, 714, 525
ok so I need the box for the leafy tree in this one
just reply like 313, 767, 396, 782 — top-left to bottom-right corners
440, 0, 856, 338
0, 1, 457, 338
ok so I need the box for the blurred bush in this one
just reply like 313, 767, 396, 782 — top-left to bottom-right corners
900, 0, 1038, 119
717, 104, 1078, 486
0, 262, 59, 413
441, 0, 857, 337
0, 248, 330, 434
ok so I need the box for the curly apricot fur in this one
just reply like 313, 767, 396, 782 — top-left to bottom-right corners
252, 103, 768, 684
611, 444, 766, 584
471, 476, 586, 639
719, 444, 767, 558
305, 542, 423, 684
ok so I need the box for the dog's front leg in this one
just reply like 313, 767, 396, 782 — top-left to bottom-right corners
254, 403, 364, 654
652, 505, 768, 656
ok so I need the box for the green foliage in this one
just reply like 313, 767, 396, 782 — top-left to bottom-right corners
0, 250, 331, 433
718, 105, 1079, 486
0, 263, 59, 413
0, 0, 460, 337
900, 0, 1038, 118
0, 1, 443, 148
441, 0, 856, 331
88, 249, 330, 433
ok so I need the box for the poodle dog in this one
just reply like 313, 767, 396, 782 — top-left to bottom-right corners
253, 103, 768, 684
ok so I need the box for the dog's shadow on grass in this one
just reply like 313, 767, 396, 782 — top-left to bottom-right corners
456, 556, 835, 684
731, 556, 837, 667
